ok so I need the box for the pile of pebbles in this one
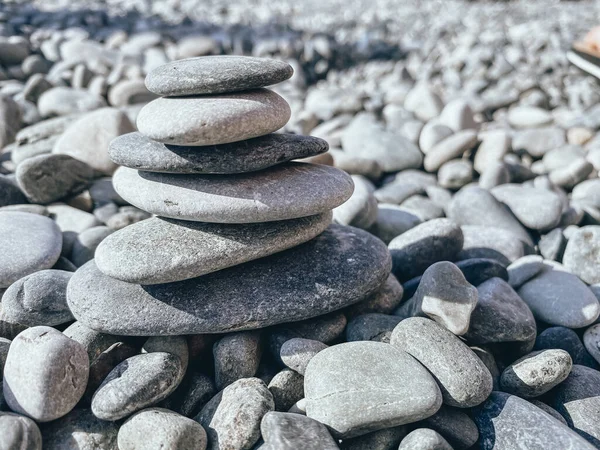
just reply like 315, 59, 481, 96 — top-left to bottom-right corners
1, 1, 600, 449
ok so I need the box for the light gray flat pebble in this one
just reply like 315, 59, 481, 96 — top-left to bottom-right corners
424, 130, 478, 172
280, 338, 328, 375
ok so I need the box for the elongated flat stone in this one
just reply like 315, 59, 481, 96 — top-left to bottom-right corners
108, 132, 328, 174
136, 89, 290, 146
145, 56, 293, 96
113, 163, 354, 223
95, 213, 332, 285
67, 225, 391, 335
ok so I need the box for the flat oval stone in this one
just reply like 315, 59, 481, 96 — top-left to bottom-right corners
113, 163, 353, 223
0, 212, 63, 288
109, 132, 328, 174
145, 56, 293, 96
96, 213, 332, 284
304, 341, 442, 438
136, 89, 291, 146
67, 225, 391, 335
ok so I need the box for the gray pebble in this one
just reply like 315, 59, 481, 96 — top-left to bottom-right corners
214, 331, 261, 390
0, 412, 42, 450
345, 313, 402, 343
260, 411, 339, 450
280, 338, 327, 375
267, 369, 304, 412
398, 428, 453, 450
563, 226, 600, 285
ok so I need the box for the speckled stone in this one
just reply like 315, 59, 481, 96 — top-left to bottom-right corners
95, 213, 331, 284
118, 408, 207, 450
137, 89, 290, 146
260, 411, 339, 450
267, 368, 304, 412
91, 352, 185, 421
112, 163, 353, 223
196, 377, 274, 450
1, 269, 73, 326
391, 318, 492, 408
0, 212, 63, 288
109, 132, 328, 174
563, 226, 600, 285
145, 56, 293, 96
3, 326, 88, 422
0, 412, 42, 450
398, 429, 453, 450
473, 392, 594, 450
500, 350, 572, 398
304, 341, 442, 438
213, 331, 262, 390
67, 225, 390, 335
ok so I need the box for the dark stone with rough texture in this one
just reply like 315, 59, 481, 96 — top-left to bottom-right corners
339, 426, 407, 450
455, 258, 509, 286
67, 225, 390, 335
473, 392, 594, 450
109, 132, 328, 174
146, 56, 293, 96
2, 269, 73, 326
260, 411, 339, 450
345, 274, 403, 319
214, 331, 262, 390
420, 405, 479, 450
346, 314, 402, 343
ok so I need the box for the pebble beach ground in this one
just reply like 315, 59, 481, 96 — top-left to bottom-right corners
1, 0, 600, 449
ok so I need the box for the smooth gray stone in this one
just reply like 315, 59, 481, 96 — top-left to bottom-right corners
62, 321, 123, 363
518, 270, 600, 328
196, 378, 274, 450
507, 255, 545, 289
38, 87, 106, 117
339, 426, 407, 450
118, 408, 207, 450
391, 318, 492, 408
543, 145, 586, 172
16, 154, 95, 204
0, 212, 62, 288
333, 175, 377, 229
15, 114, 79, 145
146, 56, 293, 96
304, 341, 442, 438
400, 195, 444, 222
109, 132, 328, 174
465, 278, 536, 346
106, 206, 151, 230
508, 106, 553, 128
280, 338, 328, 375
490, 184, 563, 230
551, 365, 600, 446
113, 163, 353, 223
398, 429, 452, 450
345, 273, 403, 319
260, 411, 339, 450
67, 225, 390, 335
438, 159, 473, 190
10, 135, 56, 165
46, 204, 101, 256
419, 122, 453, 154
267, 369, 304, 412
389, 218, 464, 282
214, 331, 261, 390
0, 95, 21, 149
512, 127, 565, 158
96, 213, 331, 285
424, 130, 478, 173
448, 186, 533, 246
91, 352, 185, 421
108, 79, 157, 106
563, 226, 600, 285
549, 159, 594, 189
368, 203, 422, 244
137, 89, 290, 146
3, 326, 88, 422
572, 178, 600, 209
0, 204, 48, 216
0, 176, 27, 207
40, 408, 119, 450
500, 349, 572, 398
1, 269, 73, 326
330, 149, 383, 181
459, 225, 531, 265
419, 405, 478, 450
0, 412, 42, 450
474, 130, 510, 174
374, 182, 424, 205
473, 391, 595, 450
396, 261, 477, 336
404, 83, 444, 122
341, 113, 423, 172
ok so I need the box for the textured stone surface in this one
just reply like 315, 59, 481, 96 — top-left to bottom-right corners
304, 341, 442, 438
518, 269, 600, 328
214, 331, 261, 390
0, 212, 62, 288
459, 225, 531, 265
3, 326, 88, 422
109, 132, 328, 174
346, 313, 402, 343
113, 163, 353, 223
91, 352, 185, 421
491, 184, 563, 230
398, 428, 453, 450
391, 318, 492, 408
260, 411, 339, 450
500, 350, 572, 398
196, 377, 274, 450
68, 225, 390, 335
137, 89, 290, 146
473, 392, 595, 450
145, 56, 293, 96
388, 218, 463, 282
267, 368, 304, 412
0, 412, 42, 450
536, 327, 599, 369
96, 213, 331, 284
118, 408, 207, 450
1, 269, 73, 326
280, 338, 327, 375
562, 226, 600, 285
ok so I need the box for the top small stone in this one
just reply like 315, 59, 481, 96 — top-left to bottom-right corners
145, 56, 294, 96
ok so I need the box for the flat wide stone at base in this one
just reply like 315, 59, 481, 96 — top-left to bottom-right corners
67, 225, 391, 335
109, 132, 329, 174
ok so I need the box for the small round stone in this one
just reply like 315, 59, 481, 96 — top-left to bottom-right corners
214, 331, 262, 390
145, 56, 293, 96
0, 412, 42, 450
398, 428, 453, 450
280, 338, 328, 375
